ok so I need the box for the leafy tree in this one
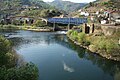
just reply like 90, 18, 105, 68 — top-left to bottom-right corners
34, 20, 46, 27
0, 63, 38, 80
0, 36, 39, 80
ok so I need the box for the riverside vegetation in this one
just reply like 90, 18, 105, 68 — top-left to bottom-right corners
0, 35, 39, 80
67, 29, 120, 61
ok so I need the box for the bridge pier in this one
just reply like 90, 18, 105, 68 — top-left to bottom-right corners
53, 22, 55, 31
67, 24, 70, 30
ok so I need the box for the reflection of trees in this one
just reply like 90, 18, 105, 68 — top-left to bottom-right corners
67, 39, 120, 78
53, 34, 74, 49
9, 37, 31, 49
114, 71, 120, 80
68, 39, 85, 58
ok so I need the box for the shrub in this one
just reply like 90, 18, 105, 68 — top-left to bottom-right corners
77, 32, 86, 44
93, 37, 120, 54
0, 36, 39, 80
0, 36, 11, 54
0, 63, 38, 80
67, 30, 73, 35
71, 31, 78, 41
34, 20, 46, 27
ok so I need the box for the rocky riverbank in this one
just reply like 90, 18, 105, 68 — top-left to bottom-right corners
67, 31, 120, 62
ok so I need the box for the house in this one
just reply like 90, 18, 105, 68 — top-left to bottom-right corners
80, 12, 89, 16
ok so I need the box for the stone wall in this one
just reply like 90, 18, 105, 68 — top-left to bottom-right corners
83, 23, 95, 34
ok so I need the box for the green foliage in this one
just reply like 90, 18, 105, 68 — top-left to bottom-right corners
68, 30, 91, 46
0, 36, 17, 67
0, 25, 18, 30
34, 20, 46, 27
92, 36, 120, 54
89, 2, 94, 7
0, 0, 55, 20
0, 36, 39, 79
77, 33, 86, 43
102, 2, 108, 5
105, 0, 120, 9
68, 30, 120, 55
23, 9, 62, 18
70, 30, 78, 41
0, 63, 38, 80
0, 36, 11, 54
48, 0, 86, 13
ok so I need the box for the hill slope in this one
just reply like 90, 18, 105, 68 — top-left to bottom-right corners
0, 0, 55, 18
48, 0, 87, 13
84, 0, 120, 12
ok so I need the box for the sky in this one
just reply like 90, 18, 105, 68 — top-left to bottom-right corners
43, 0, 96, 3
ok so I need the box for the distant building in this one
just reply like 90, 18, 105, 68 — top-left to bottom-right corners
80, 12, 89, 16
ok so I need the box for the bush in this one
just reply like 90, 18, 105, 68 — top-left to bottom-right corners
1, 25, 18, 30
67, 30, 73, 35
77, 33, 86, 43
0, 63, 38, 80
71, 31, 78, 41
0, 36, 11, 54
34, 20, 46, 27
93, 37, 120, 54
0, 36, 39, 80
68, 31, 91, 46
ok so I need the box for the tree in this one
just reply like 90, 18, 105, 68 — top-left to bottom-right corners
0, 36, 39, 80
34, 20, 46, 27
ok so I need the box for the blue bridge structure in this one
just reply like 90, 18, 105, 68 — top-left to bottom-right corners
47, 18, 87, 25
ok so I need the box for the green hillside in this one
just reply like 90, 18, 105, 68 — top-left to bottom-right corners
48, 0, 87, 13
0, 0, 61, 19
84, 0, 120, 11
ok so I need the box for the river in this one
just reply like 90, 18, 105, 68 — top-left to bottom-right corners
5, 30, 120, 80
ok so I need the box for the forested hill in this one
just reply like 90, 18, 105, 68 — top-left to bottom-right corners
22, 0, 53, 8
0, 0, 62, 19
0, 0, 54, 16
48, 0, 87, 13
0, 0, 65, 19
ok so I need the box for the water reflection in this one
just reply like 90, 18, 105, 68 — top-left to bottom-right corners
6, 30, 120, 80
68, 39, 120, 80
63, 61, 75, 73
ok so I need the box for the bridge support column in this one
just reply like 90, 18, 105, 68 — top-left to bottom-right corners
53, 22, 55, 31
67, 24, 70, 30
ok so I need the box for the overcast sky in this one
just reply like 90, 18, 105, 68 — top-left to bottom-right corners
43, 0, 96, 3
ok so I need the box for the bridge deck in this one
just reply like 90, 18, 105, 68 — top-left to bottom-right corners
47, 18, 87, 25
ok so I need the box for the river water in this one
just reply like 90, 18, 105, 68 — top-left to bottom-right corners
6, 30, 120, 80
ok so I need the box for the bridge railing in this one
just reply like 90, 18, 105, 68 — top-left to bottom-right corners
47, 18, 87, 25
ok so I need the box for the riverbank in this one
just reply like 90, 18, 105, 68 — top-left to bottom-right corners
25, 27, 53, 32
67, 30, 120, 62
0, 25, 54, 32
0, 35, 39, 80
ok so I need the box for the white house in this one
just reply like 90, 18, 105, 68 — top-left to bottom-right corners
101, 20, 107, 24
80, 12, 89, 16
